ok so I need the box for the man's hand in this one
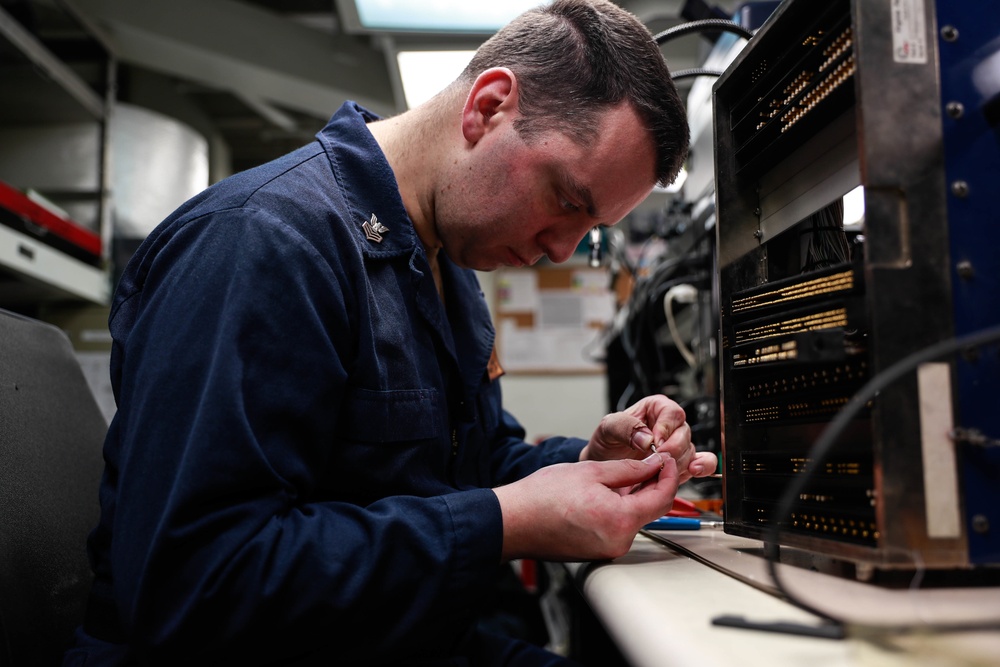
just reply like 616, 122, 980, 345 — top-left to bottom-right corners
578, 395, 717, 484
494, 453, 677, 562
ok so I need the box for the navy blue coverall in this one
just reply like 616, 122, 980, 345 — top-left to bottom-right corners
64, 102, 586, 666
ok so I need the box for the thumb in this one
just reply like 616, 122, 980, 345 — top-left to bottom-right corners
596, 412, 654, 452
592, 453, 664, 489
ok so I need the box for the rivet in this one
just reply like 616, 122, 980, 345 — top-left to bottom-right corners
941, 25, 959, 42
946, 101, 964, 119
971, 514, 989, 534
951, 180, 970, 198
956, 260, 974, 280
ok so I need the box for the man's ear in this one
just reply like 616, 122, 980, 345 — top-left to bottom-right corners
461, 67, 518, 145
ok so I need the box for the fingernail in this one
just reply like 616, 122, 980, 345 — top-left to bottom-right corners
642, 452, 663, 468
632, 429, 653, 450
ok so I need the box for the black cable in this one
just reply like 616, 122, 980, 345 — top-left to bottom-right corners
612, 213, 715, 409
653, 18, 754, 45
764, 323, 1000, 631
671, 68, 725, 81
618, 261, 709, 406
603, 256, 712, 410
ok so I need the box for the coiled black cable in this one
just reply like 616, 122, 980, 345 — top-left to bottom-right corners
653, 18, 754, 45
670, 68, 725, 81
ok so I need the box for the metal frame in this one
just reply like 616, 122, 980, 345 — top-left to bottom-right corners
712, 0, 995, 569
936, 2, 1000, 565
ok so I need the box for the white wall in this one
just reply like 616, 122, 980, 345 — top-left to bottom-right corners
500, 374, 607, 443
476, 270, 608, 444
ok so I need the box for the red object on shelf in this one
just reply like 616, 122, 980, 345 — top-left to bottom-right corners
0, 179, 101, 261
667, 497, 702, 518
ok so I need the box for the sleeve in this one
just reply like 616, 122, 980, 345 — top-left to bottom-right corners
106, 209, 503, 665
487, 404, 587, 486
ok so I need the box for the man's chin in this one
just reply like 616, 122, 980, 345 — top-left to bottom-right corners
471, 262, 502, 272
457, 254, 502, 272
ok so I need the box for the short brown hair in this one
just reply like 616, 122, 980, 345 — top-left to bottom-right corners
460, 0, 689, 187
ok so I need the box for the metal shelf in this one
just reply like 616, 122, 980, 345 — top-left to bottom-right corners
0, 3, 114, 309
0, 224, 109, 305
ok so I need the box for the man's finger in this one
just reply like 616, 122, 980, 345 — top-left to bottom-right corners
628, 396, 687, 441
625, 455, 679, 518
597, 412, 653, 452
687, 451, 719, 477
656, 422, 692, 458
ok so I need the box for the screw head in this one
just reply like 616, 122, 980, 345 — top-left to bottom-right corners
952, 180, 970, 198
972, 514, 990, 535
946, 101, 965, 118
956, 260, 975, 280
941, 25, 959, 42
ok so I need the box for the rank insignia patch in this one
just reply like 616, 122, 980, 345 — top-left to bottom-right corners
362, 213, 389, 243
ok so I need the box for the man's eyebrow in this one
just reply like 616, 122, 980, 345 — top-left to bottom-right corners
561, 171, 597, 218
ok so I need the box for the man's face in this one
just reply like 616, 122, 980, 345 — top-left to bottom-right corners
434, 101, 658, 271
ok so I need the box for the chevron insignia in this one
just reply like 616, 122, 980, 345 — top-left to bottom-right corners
362, 213, 389, 243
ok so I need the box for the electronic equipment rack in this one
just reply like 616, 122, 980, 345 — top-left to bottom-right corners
713, 0, 1000, 571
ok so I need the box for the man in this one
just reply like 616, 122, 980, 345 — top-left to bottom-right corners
64, 1, 717, 665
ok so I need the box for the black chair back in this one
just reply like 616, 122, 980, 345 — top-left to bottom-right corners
0, 309, 107, 666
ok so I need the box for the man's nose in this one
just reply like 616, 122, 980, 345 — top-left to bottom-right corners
541, 227, 590, 264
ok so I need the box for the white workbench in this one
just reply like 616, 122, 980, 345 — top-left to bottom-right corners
570, 528, 1000, 667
